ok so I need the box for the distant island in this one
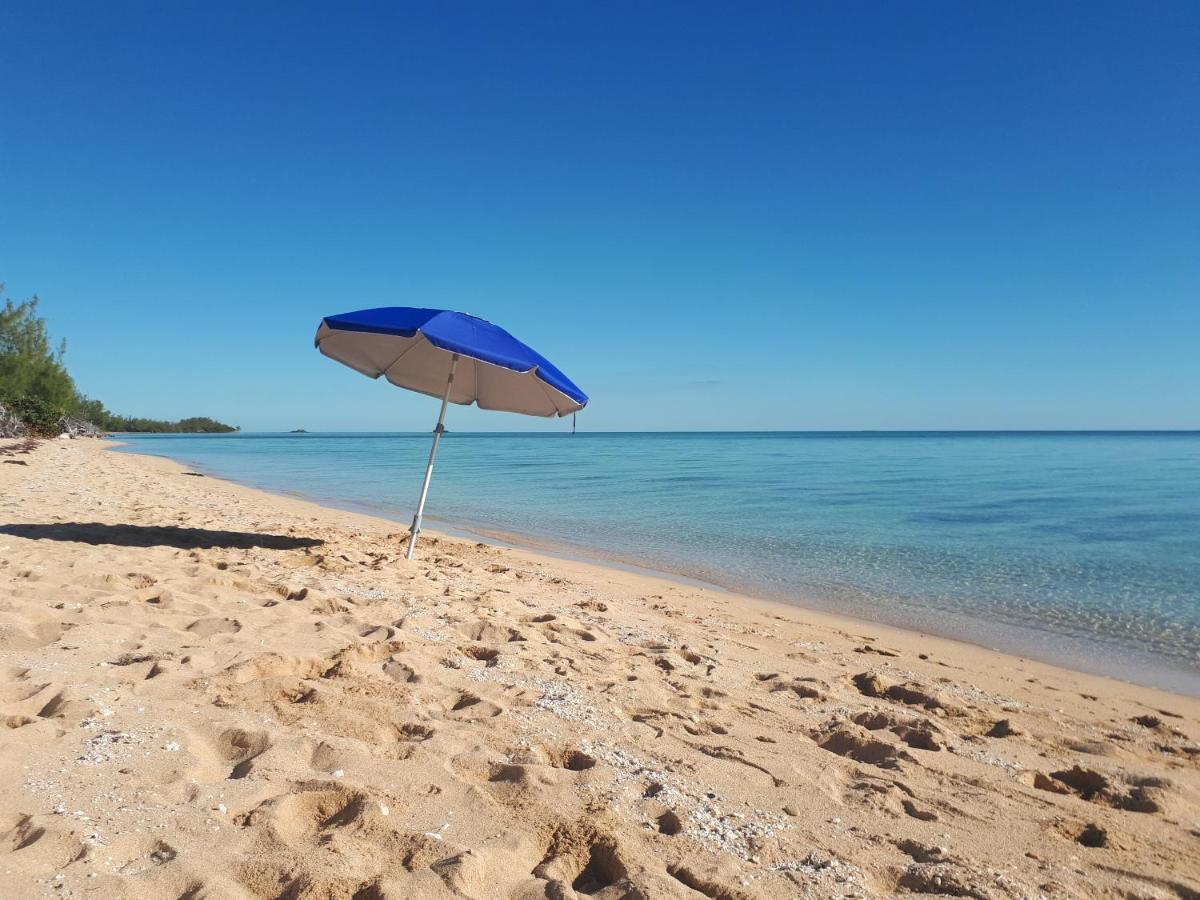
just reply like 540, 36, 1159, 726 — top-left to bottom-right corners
108, 417, 239, 434
289, 428, 308, 433
1, 286, 238, 437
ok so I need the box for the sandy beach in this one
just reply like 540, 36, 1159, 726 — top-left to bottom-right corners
1, 438, 1197, 899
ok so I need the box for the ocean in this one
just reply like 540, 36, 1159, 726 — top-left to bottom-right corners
114, 431, 1200, 693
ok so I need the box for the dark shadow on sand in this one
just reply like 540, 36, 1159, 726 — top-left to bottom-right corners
0, 522, 324, 550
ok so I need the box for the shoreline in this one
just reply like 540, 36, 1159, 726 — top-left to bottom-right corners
113, 439, 1200, 698
417, 518, 1200, 699
3, 437, 1198, 898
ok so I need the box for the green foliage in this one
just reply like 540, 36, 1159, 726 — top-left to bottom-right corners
1, 394, 64, 436
103, 415, 237, 434
0, 283, 238, 434
0, 293, 79, 412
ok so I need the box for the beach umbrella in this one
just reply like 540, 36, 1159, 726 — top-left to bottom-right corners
314, 307, 588, 558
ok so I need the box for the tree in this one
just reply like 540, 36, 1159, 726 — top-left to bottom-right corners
0, 289, 81, 411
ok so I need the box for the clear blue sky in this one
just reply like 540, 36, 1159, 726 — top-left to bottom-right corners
1, 2, 1197, 431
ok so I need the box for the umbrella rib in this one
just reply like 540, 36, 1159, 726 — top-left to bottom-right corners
529, 367, 565, 417
379, 334, 427, 380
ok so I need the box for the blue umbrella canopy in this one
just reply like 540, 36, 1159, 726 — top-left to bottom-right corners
314, 306, 588, 558
315, 307, 587, 417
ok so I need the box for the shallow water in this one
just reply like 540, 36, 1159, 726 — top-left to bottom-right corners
115, 431, 1200, 693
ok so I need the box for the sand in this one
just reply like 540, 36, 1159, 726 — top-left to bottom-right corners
1, 438, 1197, 900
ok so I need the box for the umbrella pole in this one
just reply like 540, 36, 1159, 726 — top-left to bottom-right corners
406, 353, 459, 560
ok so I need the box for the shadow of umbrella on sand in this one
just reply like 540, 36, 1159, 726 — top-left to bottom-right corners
315, 307, 588, 559
0, 522, 323, 550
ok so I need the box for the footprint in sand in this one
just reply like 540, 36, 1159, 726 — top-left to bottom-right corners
309, 740, 353, 774
852, 671, 961, 716
358, 624, 396, 641
1, 683, 90, 726
459, 645, 501, 667
454, 620, 526, 643
382, 658, 421, 683
547, 748, 597, 771
445, 691, 502, 720
768, 678, 827, 701
534, 824, 632, 897
653, 810, 684, 836
115, 838, 178, 876
0, 680, 54, 708
188, 727, 273, 780
220, 652, 330, 685
853, 710, 945, 751
185, 617, 242, 637
394, 722, 435, 742
816, 722, 915, 769
232, 781, 438, 899
488, 745, 598, 793
668, 860, 757, 900
239, 783, 382, 843
1029, 765, 1173, 814
0, 813, 86, 876
0, 621, 63, 651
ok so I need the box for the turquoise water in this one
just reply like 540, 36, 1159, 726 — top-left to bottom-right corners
115, 432, 1200, 693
